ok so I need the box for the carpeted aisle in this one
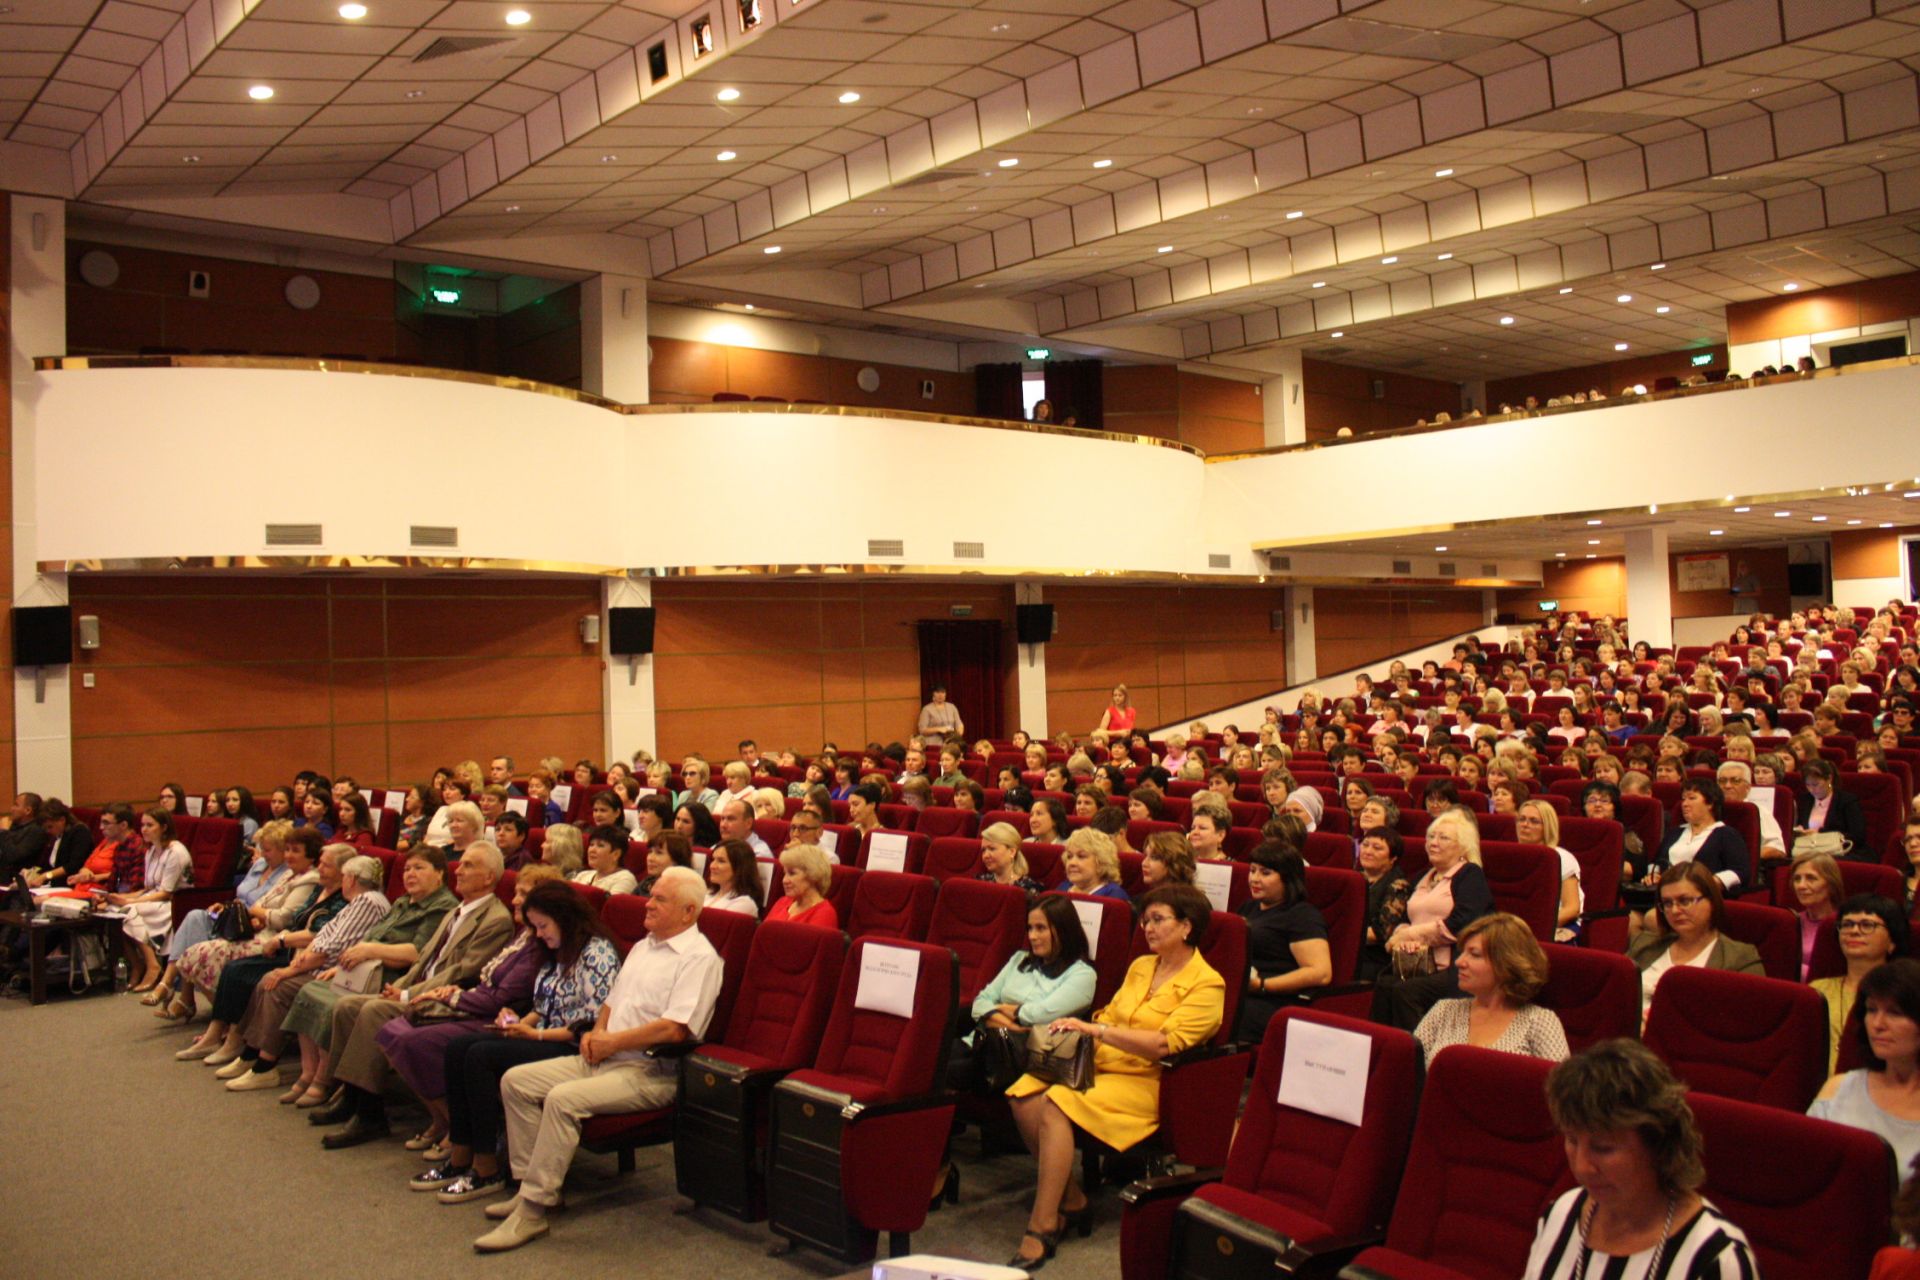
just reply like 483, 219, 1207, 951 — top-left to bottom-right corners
0, 988, 1124, 1279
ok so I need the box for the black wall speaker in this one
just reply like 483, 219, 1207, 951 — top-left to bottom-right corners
13, 605, 73, 666
608, 606, 656, 656
1015, 603, 1056, 644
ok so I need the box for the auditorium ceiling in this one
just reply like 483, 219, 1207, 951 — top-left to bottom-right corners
11, 0, 1920, 379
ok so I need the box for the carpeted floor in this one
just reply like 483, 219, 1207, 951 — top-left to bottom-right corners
0, 983, 1128, 1280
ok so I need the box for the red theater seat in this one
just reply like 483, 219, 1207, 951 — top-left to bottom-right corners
843, 870, 936, 942
1642, 966, 1827, 1111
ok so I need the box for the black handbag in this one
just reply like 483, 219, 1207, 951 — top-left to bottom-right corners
974, 1019, 1027, 1092
214, 902, 256, 942
1024, 1025, 1097, 1090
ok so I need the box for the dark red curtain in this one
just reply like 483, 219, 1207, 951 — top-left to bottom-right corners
1044, 359, 1103, 429
916, 620, 1005, 742
975, 362, 1025, 420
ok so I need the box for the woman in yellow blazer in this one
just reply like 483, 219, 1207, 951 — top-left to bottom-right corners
1005, 884, 1225, 1271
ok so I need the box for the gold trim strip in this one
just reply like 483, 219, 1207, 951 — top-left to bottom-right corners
34, 355, 1199, 456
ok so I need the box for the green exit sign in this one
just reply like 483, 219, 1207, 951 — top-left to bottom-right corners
1026, 347, 1051, 361
1690, 353, 1713, 367
430, 288, 461, 305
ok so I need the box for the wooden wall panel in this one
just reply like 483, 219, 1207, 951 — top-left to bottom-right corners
1302, 358, 1462, 441
1669, 547, 1789, 619
67, 577, 602, 803
648, 579, 1019, 760
1484, 345, 1729, 408
644, 335, 973, 414
1043, 585, 1287, 734
1726, 271, 1920, 343
1498, 560, 1628, 619
0, 191, 12, 801
1833, 525, 1918, 578
1313, 588, 1483, 677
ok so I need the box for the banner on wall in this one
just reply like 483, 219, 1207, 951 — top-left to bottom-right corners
1676, 553, 1730, 593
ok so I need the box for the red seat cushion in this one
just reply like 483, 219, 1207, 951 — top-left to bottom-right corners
1189, 1182, 1334, 1247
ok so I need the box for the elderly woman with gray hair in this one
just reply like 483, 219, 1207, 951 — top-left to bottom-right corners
209, 850, 396, 1089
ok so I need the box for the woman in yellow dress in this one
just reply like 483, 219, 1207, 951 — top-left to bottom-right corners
1005, 884, 1225, 1270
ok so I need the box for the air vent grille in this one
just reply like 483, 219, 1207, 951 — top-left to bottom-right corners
1483, 563, 1498, 576
895, 168, 981, 189
1270, 554, 1292, 571
411, 525, 458, 548
952, 541, 984, 560
868, 539, 904, 557
413, 35, 514, 62
1439, 561, 1457, 576
1208, 553, 1231, 569
265, 523, 322, 547
1392, 559, 1411, 574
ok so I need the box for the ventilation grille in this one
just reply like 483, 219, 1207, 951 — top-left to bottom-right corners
413, 35, 515, 62
952, 541, 984, 560
1208, 553, 1231, 569
1270, 554, 1292, 571
1438, 561, 1457, 576
1483, 563, 1498, 576
411, 525, 458, 549
868, 538, 904, 557
1391, 559, 1412, 574
894, 168, 981, 189
265, 523, 321, 547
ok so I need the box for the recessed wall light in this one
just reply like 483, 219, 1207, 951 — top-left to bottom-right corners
1092, 159, 1111, 168
248, 84, 274, 99
763, 245, 781, 254
504, 8, 529, 24
1285, 210, 1303, 219
716, 87, 740, 101
1434, 168, 1453, 177
1614, 342, 1629, 351
338, 2, 367, 16
997, 157, 1018, 168
838, 91, 861, 104
1615, 294, 1632, 303
716, 149, 736, 161
1381, 256, 1398, 264
1499, 316, 1514, 325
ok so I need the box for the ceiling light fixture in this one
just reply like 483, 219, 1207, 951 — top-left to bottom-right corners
1588, 539, 1600, 546
1437, 252, 1453, 260
1499, 316, 1514, 325
248, 84, 274, 99
404, 88, 424, 98
838, 91, 861, 104
1614, 342, 1629, 351
716, 87, 740, 101
1587, 554, 1597, 559
600, 153, 617, 162
1773, 511, 1791, 517
1330, 330, 1345, 338
1381, 256, 1398, 264
1811, 515, 1828, 522
716, 149, 735, 161
1434, 168, 1453, 177
1710, 529, 1724, 536
1092, 159, 1111, 168
1285, 210, 1303, 219
504, 204, 520, 212
1734, 506, 1751, 512
1783, 282, 1799, 290
1558, 287, 1573, 294
1651, 262, 1665, 270
504, 8, 530, 24
1884, 522, 1897, 528
1587, 519, 1602, 525
1655, 305, 1670, 314
744, 304, 755, 311
763, 245, 781, 254
1156, 245, 1173, 253
1847, 518, 1863, 525
338, 2, 367, 16
182, 154, 200, 163
1615, 294, 1632, 303
1310, 281, 1325, 288
997, 157, 1018, 167
1435, 545, 1448, 551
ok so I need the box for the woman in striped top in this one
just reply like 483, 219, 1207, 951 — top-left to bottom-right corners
1525, 1039, 1757, 1280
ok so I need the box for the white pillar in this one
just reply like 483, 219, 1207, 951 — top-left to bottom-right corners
603, 576, 657, 766
580, 274, 649, 403
1283, 586, 1316, 686
1260, 348, 1306, 447
1014, 582, 1048, 738
10, 196, 71, 799
1625, 528, 1674, 652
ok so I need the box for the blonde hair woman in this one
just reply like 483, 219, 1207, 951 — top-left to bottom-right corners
1372, 807, 1495, 1032
1516, 799, 1583, 942
767, 843, 837, 928
1054, 828, 1127, 903
540, 824, 584, 877
978, 821, 1042, 893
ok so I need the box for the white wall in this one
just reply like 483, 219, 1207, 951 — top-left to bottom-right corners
1835, 576, 1909, 607
1673, 615, 1753, 647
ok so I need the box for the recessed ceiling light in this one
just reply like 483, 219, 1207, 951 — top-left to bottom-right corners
1285, 210, 1303, 219
838, 91, 862, 104
404, 88, 425, 98
1903, 490, 1919, 498
762, 245, 783, 255
744, 304, 754, 311
1311, 281, 1325, 288
1651, 262, 1665, 270
600, 153, 617, 162
1615, 294, 1632, 303
1435, 545, 1448, 552
1381, 256, 1398, 264
1782, 282, 1799, 291
990, 21, 1010, 31
1157, 245, 1174, 254
1556, 551, 1567, 557
1882, 522, 1896, 528
1614, 342, 1629, 351
1587, 554, 1597, 559
1092, 159, 1111, 168
1330, 331, 1345, 338
1499, 316, 1514, 325
248, 84, 274, 99
338, 2, 367, 16
1734, 506, 1751, 512
716, 87, 740, 101
504, 8, 530, 24
1709, 529, 1725, 537
1437, 252, 1453, 260
182, 154, 200, 163
1847, 518, 1863, 525
1655, 305, 1670, 314
1434, 168, 1453, 177
1587, 519, 1602, 525
504, 204, 520, 212
997, 157, 1019, 168
1773, 511, 1791, 517
1588, 539, 1601, 545
1559, 287, 1573, 294
716, 149, 736, 161
1811, 515, 1828, 522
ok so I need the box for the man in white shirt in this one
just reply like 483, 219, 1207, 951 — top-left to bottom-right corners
1716, 761, 1785, 863
783, 809, 839, 864
717, 796, 771, 858
478, 867, 722, 1251
896, 746, 929, 786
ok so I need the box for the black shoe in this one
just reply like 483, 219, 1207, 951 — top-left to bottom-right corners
320, 1116, 389, 1150
308, 1094, 355, 1126
1006, 1224, 1064, 1271
928, 1162, 959, 1213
